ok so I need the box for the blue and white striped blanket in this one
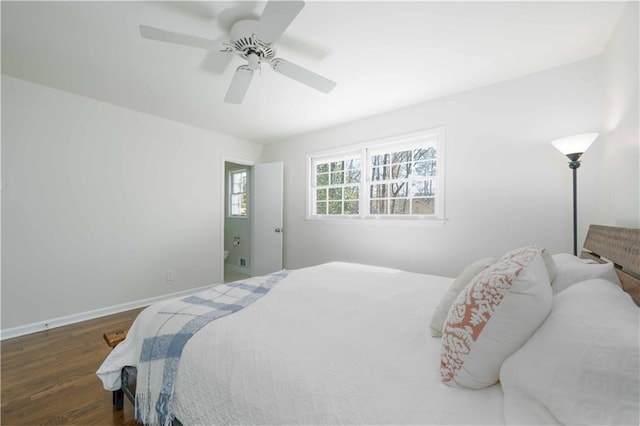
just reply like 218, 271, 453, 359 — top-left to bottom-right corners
134, 270, 288, 425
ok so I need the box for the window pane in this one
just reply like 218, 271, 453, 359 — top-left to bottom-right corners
411, 181, 436, 197
346, 170, 361, 183
391, 163, 411, 179
392, 150, 411, 163
329, 187, 343, 200
412, 198, 435, 215
390, 182, 408, 198
413, 161, 427, 177
370, 183, 387, 198
344, 201, 359, 215
390, 198, 410, 214
330, 161, 344, 171
346, 158, 361, 170
312, 154, 363, 216
230, 170, 248, 217
426, 159, 437, 176
371, 153, 390, 166
231, 194, 246, 216
370, 199, 387, 214
371, 166, 389, 181
331, 171, 344, 185
413, 148, 428, 161
328, 201, 342, 214
344, 186, 359, 200
317, 173, 329, 186
231, 172, 246, 193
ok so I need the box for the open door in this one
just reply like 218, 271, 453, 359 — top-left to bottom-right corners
252, 162, 284, 276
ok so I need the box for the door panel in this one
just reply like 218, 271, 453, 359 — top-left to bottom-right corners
252, 162, 283, 276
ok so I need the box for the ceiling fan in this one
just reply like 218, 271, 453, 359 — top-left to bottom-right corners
139, 0, 336, 104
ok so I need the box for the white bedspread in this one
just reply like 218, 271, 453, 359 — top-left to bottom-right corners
98, 262, 504, 425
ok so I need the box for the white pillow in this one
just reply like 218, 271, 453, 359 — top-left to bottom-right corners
552, 253, 584, 267
429, 257, 495, 337
541, 249, 557, 283
551, 253, 598, 268
500, 279, 639, 425
552, 261, 620, 294
440, 247, 552, 389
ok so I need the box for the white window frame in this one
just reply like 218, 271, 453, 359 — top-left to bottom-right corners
306, 127, 446, 222
228, 168, 248, 218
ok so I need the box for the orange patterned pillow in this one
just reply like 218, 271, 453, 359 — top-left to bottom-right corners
440, 246, 552, 389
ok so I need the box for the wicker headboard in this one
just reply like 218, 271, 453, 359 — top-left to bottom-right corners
580, 225, 640, 306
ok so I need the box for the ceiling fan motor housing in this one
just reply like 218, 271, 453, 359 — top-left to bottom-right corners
230, 20, 275, 67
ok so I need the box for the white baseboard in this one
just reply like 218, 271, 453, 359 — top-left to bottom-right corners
0, 284, 213, 341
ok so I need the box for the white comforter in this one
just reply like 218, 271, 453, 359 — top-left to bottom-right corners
98, 262, 504, 425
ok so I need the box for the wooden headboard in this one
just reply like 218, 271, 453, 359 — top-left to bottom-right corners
580, 225, 640, 306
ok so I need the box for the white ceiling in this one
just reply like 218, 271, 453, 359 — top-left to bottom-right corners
1, 1, 625, 144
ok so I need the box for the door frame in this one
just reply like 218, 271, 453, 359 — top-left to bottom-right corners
220, 156, 255, 283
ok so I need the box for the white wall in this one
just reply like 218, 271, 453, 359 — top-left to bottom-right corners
1, 76, 262, 330
261, 57, 605, 278
600, 2, 639, 227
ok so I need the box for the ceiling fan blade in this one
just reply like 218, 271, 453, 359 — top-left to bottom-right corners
139, 25, 227, 52
225, 66, 254, 104
270, 59, 336, 93
256, 0, 305, 44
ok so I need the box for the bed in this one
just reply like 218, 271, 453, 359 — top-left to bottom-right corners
97, 225, 639, 425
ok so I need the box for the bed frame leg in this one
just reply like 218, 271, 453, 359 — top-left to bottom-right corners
113, 389, 124, 410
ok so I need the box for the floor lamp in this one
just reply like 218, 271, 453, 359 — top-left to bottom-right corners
550, 133, 598, 255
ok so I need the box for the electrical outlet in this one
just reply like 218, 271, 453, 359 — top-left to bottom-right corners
166, 270, 175, 281
240, 258, 246, 267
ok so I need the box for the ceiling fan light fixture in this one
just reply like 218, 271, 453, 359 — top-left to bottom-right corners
247, 52, 260, 70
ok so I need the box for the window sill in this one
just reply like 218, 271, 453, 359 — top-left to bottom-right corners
304, 216, 447, 227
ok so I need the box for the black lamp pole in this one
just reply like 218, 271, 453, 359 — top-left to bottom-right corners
551, 132, 597, 256
566, 153, 583, 256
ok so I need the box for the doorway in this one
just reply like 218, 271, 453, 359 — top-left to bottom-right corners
223, 161, 252, 283
221, 159, 284, 283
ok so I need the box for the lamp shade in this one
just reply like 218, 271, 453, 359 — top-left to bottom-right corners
550, 133, 599, 155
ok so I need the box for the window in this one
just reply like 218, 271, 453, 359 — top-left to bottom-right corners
313, 156, 362, 215
308, 128, 444, 220
229, 169, 247, 217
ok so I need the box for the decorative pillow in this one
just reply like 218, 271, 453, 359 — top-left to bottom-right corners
502, 245, 556, 282
429, 257, 496, 337
500, 279, 639, 425
551, 261, 620, 294
440, 246, 552, 389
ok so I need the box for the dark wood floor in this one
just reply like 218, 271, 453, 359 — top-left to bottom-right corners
1, 308, 145, 425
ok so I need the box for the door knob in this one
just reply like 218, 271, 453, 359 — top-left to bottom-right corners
275, 227, 283, 233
